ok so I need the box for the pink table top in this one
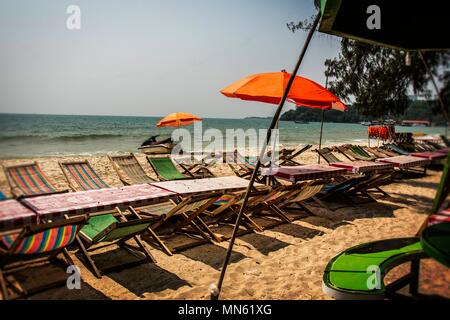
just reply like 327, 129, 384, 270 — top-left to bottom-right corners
0, 200, 38, 232
152, 176, 263, 195
261, 165, 347, 183
330, 161, 394, 174
376, 155, 430, 169
410, 152, 447, 160
22, 184, 177, 220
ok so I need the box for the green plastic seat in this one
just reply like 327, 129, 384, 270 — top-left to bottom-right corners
147, 157, 187, 180
80, 214, 119, 242
323, 237, 424, 299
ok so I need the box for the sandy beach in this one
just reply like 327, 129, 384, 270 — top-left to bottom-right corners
1, 146, 449, 300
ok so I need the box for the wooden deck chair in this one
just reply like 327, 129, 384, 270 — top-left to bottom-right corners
3, 162, 68, 198
376, 147, 399, 157
278, 144, 312, 166
336, 145, 376, 161
146, 156, 194, 181
173, 154, 215, 178
224, 151, 266, 183
59, 160, 110, 191
109, 154, 156, 185
75, 210, 157, 278
0, 216, 87, 300
130, 191, 224, 255
278, 180, 331, 219
200, 191, 268, 239
315, 148, 344, 164
242, 185, 302, 229
362, 146, 389, 158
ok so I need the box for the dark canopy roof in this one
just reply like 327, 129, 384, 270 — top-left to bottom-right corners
319, 0, 450, 51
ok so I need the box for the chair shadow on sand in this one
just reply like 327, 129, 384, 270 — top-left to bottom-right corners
81, 247, 191, 297
237, 232, 290, 255
385, 192, 434, 214
179, 244, 247, 271
12, 264, 111, 300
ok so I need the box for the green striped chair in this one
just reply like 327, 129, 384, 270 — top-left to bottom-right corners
0, 216, 87, 300
146, 156, 193, 181
59, 160, 110, 191
4, 162, 67, 198
75, 210, 157, 278
109, 154, 156, 185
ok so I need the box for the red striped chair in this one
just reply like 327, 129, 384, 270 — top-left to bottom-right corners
0, 216, 87, 300
4, 163, 67, 198
59, 160, 110, 191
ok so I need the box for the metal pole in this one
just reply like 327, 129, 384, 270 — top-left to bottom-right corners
318, 109, 325, 164
318, 75, 328, 164
210, 12, 322, 301
419, 51, 449, 136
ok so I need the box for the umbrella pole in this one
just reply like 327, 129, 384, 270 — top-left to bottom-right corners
318, 109, 324, 164
419, 52, 449, 136
210, 12, 321, 301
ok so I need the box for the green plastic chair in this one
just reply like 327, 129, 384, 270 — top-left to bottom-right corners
76, 212, 157, 278
323, 238, 425, 300
147, 157, 192, 181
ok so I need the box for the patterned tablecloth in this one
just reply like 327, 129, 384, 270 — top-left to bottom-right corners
260, 165, 347, 183
0, 200, 38, 232
410, 152, 447, 160
152, 176, 263, 195
428, 208, 450, 226
22, 184, 177, 221
330, 161, 394, 174
376, 155, 430, 169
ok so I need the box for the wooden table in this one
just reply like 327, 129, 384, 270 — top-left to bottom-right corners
152, 176, 264, 196
260, 164, 347, 183
330, 161, 394, 174
21, 184, 177, 221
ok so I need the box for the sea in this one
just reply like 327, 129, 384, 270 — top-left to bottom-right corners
0, 113, 447, 159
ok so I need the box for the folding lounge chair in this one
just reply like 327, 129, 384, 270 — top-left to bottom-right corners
316, 148, 392, 201
3, 163, 68, 198
172, 154, 215, 178
0, 216, 87, 300
278, 144, 312, 166
147, 156, 194, 181
109, 154, 156, 185
336, 145, 376, 161
59, 160, 110, 191
224, 151, 266, 183
362, 146, 389, 159
75, 210, 157, 278
131, 191, 224, 255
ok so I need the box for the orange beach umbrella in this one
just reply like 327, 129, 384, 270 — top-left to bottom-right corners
156, 112, 202, 128
220, 70, 347, 111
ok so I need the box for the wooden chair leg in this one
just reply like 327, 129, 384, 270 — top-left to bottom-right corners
311, 196, 333, 211
269, 205, 292, 223
146, 227, 173, 256
76, 236, 102, 279
133, 235, 157, 263
194, 216, 222, 242
0, 269, 8, 300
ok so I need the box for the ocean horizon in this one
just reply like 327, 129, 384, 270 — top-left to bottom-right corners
0, 113, 447, 159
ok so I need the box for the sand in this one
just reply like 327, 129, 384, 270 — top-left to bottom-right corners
0, 147, 449, 300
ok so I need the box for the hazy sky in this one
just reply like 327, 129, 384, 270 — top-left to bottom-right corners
0, 0, 341, 118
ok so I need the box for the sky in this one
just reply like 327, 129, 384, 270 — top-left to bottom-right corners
0, 0, 342, 118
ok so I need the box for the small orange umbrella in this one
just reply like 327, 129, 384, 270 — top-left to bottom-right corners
156, 112, 202, 128
221, 70, 347, 111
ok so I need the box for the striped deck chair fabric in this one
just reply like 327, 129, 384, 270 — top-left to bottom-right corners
5, 163, 59, 197
61, 161, 109, 191
147, 157, 187, 181
316, 148, 342, 164
1, 225, 79, 254
110, 154, 155, 184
